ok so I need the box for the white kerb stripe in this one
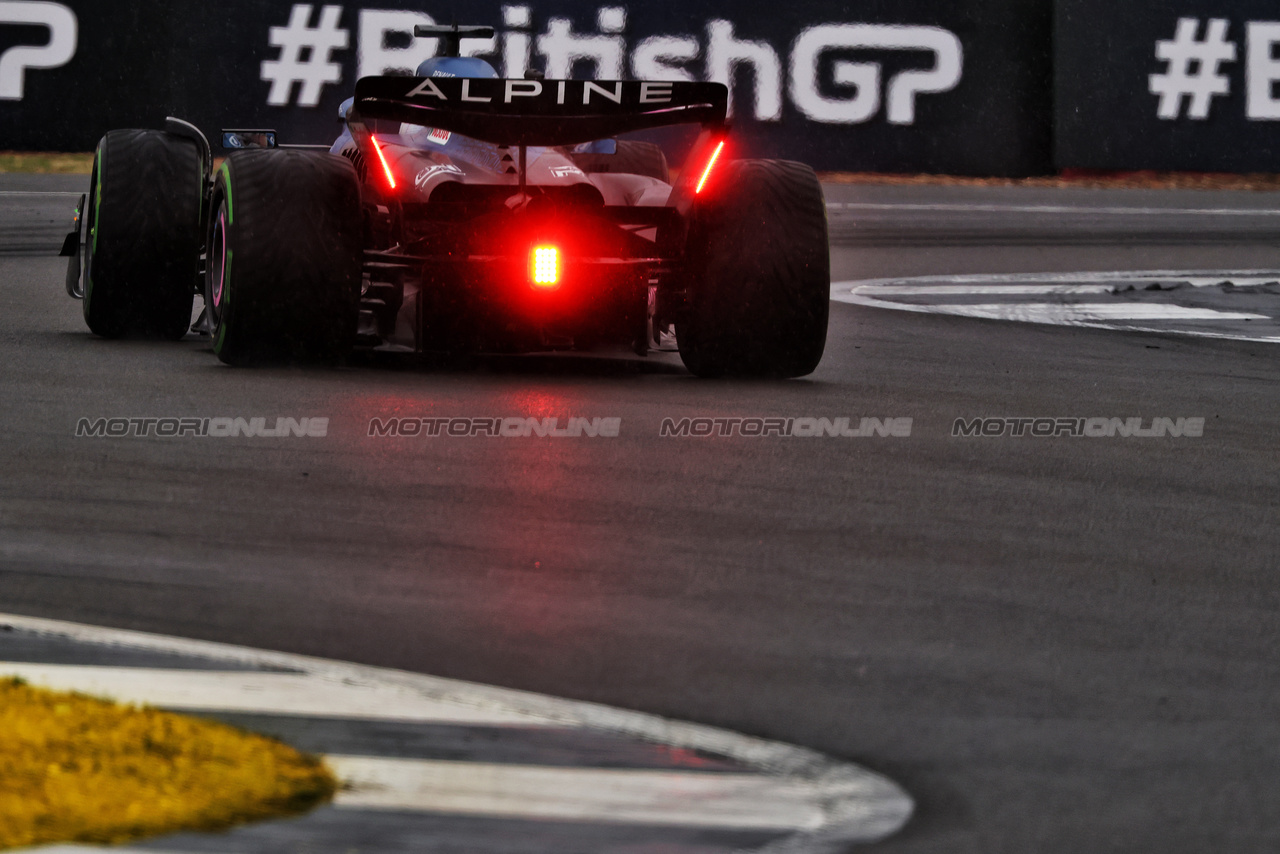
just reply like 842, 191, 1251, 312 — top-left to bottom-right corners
329, 755, 849, 830
0, 663, 551, 726
887, 302, 1269, 322
857, 283, 1115, 296
825, 201, 1280, 217
0, 613, 916, 846
832, 270, 1280, 289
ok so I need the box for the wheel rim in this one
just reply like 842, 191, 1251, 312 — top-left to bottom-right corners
210, 206, 227, 312
83, 159, 98, 293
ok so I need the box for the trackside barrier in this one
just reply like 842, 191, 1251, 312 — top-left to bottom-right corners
0, 0, 1051, 175
2, 0, 1276, 173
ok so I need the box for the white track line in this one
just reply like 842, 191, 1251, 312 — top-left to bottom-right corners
0, 663, 547, 726
0, 613, 913, 849
860, 283, 1115, 296
7, 194, 1280, 214
837, 269, 1280, 287
838, 289, 1280, 343
831, 271, 1280, 344
3, 195, 1280, 215
877, 303, 1268, 322
330, 756, 844, 829
825, 202, 1280, 217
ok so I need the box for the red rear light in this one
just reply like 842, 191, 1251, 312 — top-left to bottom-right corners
370, 134, 396, 190
531, 246, 560, 288
695, 140, 726, 194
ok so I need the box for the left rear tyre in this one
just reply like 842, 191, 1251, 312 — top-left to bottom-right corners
207, 150, 363, 366
82, 129, 202, 339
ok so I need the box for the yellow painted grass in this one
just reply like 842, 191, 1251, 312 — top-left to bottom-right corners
0, 677, 336, 849
0, 152, 95, 174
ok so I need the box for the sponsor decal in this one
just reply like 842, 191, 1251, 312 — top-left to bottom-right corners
261, 4, 347, 107
414, 162, 463, 189
0, 0, 77, 101
368, 417, 621, 438
76, 417, 329, 438
265, 4, 962, 125
1150, 17, 1280, 121
427, 127, 452, 144
659, 417, 912, 437
951, 417, 1206, 438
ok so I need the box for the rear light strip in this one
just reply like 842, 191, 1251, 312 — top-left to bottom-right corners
695, 140, 726, 195
370, 134, 396, 190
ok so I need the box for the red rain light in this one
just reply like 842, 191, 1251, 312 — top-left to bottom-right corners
371, 135, 396, 190
531, 246, 560, 288
695, 140, 726, 194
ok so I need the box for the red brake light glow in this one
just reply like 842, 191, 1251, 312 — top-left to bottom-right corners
695, 140, 726, 194
371, 135, 396, 190
531, 246, 560, 288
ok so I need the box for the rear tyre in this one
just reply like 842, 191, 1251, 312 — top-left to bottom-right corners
82, 129, 202, 339
676, 159, 830, 378
572, 140, 670, 183
207, 150, 362, 366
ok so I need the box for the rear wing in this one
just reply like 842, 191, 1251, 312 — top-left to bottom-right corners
352, 77, 728, 147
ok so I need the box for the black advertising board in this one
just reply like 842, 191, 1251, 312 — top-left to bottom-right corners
1, 0, 1053, 176
1057, 0, 1280, 171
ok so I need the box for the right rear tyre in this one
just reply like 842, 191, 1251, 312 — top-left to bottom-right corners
207, 150, 363, 366
676, 159, 830, 378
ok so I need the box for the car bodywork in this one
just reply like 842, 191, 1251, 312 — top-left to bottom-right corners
333, 73, 730, 355
62, 24, 829, 377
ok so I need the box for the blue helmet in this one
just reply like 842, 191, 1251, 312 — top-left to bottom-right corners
416, 56, 499, 79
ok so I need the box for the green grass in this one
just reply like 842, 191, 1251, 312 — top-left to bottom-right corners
0, 152, 95, 174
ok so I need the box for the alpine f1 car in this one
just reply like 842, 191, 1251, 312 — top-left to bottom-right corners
62, 24, 830, 377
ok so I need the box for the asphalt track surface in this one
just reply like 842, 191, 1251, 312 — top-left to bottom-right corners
3, 175, 1280, 852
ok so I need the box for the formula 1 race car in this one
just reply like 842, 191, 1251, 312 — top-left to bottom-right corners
62, 24, 830, 377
